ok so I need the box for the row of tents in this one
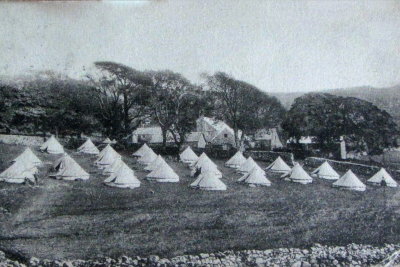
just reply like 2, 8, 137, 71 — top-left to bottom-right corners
0, 137, 398, 192
0, 136, 117, 185
178, 146, 397, 191
40, 135, 116, 155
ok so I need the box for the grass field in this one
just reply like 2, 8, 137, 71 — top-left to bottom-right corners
1, 143, 400, 261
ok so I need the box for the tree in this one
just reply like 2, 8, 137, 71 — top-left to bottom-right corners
204, 72, 286, 148
147, 70, 200, 150
89, 62, 152, 137
282, 93, 399, 154
0, 76, 101, 137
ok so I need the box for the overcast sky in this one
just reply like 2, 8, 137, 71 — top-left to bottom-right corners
0, 0, 399, 93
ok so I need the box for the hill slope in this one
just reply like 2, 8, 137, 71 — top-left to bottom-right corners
271, 85, 400, 125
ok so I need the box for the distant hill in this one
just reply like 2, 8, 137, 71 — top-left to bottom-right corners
271, 85, 400, 125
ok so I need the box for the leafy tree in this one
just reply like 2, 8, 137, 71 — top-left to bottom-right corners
147, 70, 200, 150
0, 84, 17, 133
89, 62, 152, 137
204, 72, 286, 148
282, 93, 399, 154
0, 77, 101, 137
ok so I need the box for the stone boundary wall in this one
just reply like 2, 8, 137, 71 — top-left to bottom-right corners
1, 243, 399, 267
0, 134, 46, 146
0, 134, 104, 147
245, 150, 295, 165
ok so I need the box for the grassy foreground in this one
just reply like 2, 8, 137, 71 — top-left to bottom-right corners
0, 143, 400, 260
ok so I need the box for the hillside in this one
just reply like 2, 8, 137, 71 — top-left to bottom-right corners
271, 85, 400, 125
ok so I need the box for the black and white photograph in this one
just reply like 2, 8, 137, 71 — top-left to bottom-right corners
1, 1, 400, 266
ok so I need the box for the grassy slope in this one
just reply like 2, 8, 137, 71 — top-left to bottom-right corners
1, 144, 400, 260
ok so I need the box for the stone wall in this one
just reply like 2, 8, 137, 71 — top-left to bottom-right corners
0, 134, 46, 146
0, 134, 104, 148
1, 243, 399, 267
245, 150, 295, 165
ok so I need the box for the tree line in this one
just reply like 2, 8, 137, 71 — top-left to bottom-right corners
0, 62, 398, 154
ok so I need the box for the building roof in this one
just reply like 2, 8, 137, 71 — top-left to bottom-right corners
198, 117, 242, 141
133, 126, 162, 136
133, 126, 202, 144
201, 117, 234, 135
185, 132, 205, 142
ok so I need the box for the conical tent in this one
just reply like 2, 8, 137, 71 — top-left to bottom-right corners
238, 157, 258, 174
333, 170, 366, 191
191, 152, 209, 168
238, 165, 271, 186
132, 143, 152, 158
0, 161, 37, 184
367, 168, 397, 187
102, 157, 124, 175
193, 155, 218, 170
146, 160, 179, 182
104, 162, 140, 189
179, 146, 199, 164
77, 138, 99, 155
190, 170, 227, 191
225, 151, 247, 169
12, 147, 42, 167
144, 155, 166, 172
40, 135, 64, 154
95, 145, 121, 169
283, 164, 313, 184
265, 156, 291, 173
97, 144, 112, 158
311, 161, 340, 180
52, 153, 68, 170
137, 148, 158, 165
51, 154, 89, 181
191, 157, 222, 178
102, 137, 112, 144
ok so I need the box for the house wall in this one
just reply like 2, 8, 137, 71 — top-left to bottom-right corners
132, 134, 138, 143
270, 129, 284, 148
211, 128, 236, 147
198, 135, 207, 148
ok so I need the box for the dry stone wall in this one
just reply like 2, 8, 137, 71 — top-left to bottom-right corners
2, 243, 399, 267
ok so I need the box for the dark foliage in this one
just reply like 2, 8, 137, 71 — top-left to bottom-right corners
90, 62, 153, 137
146, 70, 202, 150
282, 93, 399, 154
0, 77, 101, 136
205, 72, 286, 147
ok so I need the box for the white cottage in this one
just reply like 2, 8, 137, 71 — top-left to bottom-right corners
196, 116, 241, 148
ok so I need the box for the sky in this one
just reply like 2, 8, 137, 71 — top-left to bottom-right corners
0, 0, 399, 93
